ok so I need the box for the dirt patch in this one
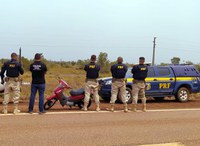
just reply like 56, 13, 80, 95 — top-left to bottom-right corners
1, 98, 200, 113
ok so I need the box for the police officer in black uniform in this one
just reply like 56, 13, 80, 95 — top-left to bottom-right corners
131, 57, 148, 112
1, 52, 24, 114
107, 57, 128, 112
83, 55, 101, 111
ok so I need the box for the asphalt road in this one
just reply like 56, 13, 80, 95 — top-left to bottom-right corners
1, 109, 200, 146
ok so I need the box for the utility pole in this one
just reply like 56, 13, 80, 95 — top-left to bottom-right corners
19, 47, 22, 65
152, 37, 156, 66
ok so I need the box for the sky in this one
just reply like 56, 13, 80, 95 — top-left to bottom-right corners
0, 0, 199, 64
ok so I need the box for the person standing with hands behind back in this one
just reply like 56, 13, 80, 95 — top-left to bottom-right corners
131, 57, 148, 112
107, 57, 128, 112
83, 55, 101, 112
1, 52, 24, 114
28, 53, 47, 114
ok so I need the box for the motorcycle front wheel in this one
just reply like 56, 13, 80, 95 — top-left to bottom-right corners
44, 98, 57, 110
78, 99, 92, 109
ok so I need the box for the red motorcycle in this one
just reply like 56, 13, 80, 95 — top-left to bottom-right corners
44, 79, 91, 110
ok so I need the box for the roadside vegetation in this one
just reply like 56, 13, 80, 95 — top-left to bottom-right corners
0, 53, 200, 101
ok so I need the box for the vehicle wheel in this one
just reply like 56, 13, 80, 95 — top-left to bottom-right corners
176, 87, 190, 102
78, 99, 92, 109
44, 98, 57, 110
153, 97, 165, 102
118, 87, 132, 104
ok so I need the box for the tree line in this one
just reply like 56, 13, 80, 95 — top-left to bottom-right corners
0, 53, 200, 73
0, 52, 118, 73
161, 56, 200, 71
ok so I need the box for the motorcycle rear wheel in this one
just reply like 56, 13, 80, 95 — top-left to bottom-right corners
44, 98, 57, 110
78, 99, 92, 109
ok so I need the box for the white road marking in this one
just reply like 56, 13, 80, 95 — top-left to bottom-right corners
148, 108, 200, 112
0, 111, 111, 116
140, 142, 184, 146
1, 108, 200, 116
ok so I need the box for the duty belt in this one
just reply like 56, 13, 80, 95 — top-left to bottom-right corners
133, 80, 145, 83
112, 78, 125, 82
5, 77, 20, 82
86, 78, 98, 82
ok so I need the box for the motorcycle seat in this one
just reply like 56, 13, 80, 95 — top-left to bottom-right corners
70, 88, 85, 96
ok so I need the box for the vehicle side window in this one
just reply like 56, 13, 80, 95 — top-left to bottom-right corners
158, 67, 171, 76
147, 67, 155, 77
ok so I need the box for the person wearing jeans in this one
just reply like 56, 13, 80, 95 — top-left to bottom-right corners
28, 53, 47, 114
29, 84, 45, 113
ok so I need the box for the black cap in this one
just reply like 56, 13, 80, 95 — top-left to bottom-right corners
139, 57, 145, 60
11, 52, 18, 59
34, 53, 42, 60
90, 55, 96, 62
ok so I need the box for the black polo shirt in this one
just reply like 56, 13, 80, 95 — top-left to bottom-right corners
30, 61, 47, 84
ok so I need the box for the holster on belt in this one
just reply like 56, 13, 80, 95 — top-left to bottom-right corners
14, 77, 19, 82
18, 77, 23, 82
5, 77, 9, 82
